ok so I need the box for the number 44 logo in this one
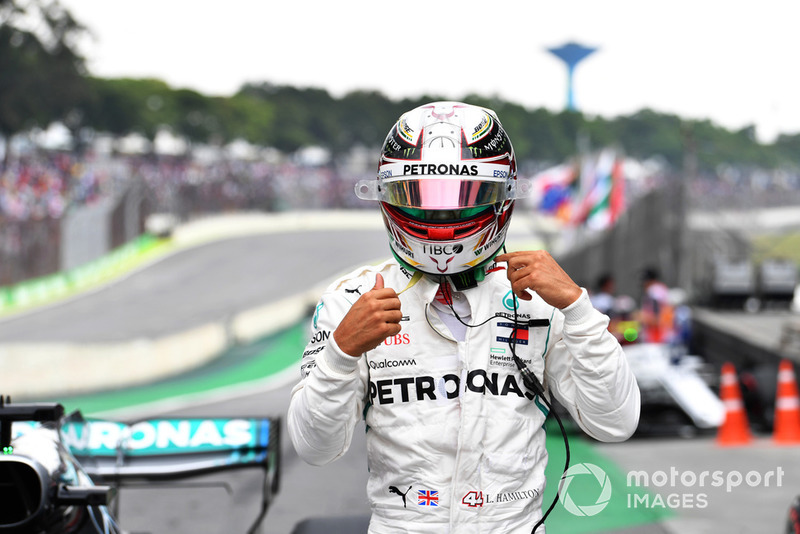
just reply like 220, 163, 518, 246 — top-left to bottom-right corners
462, 491, 484, 507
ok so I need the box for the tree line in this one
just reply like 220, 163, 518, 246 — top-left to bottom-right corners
3, 0, 800, 171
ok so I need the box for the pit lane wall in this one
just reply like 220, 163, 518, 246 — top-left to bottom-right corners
1, 210, 541, 399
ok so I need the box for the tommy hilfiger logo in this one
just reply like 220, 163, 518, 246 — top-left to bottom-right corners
496, 322, 529, 345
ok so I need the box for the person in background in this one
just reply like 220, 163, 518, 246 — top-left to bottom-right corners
590, 273, 638, 343
287, 101, 640, 534
639, 267, 674, 344
590, 273, 616, 316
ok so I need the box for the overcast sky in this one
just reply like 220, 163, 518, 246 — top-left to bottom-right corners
60, 0, 800, 143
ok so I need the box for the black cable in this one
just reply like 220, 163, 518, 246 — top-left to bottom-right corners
437, 278, 535, 330
525, 380, 570, 533
436, 248, 571, 533
506, 274, 570, 534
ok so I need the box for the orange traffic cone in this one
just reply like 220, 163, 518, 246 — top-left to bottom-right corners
773, 360, 800, 445
716, 362, 752, 446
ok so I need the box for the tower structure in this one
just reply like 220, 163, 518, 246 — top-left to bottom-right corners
547, 42, 598, 111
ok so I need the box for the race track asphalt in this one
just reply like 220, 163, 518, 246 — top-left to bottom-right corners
0, 229, 389, 342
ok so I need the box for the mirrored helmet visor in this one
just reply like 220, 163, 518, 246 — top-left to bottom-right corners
356, 177, 528, 209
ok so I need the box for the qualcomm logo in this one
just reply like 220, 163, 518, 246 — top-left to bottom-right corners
558, 462, 612, 517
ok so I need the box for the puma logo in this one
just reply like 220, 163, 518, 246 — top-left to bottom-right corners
388, 485, 412, 508
345, 286, 362, 295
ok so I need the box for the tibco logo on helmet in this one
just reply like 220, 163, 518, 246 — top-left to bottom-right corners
355, 102, 531, 283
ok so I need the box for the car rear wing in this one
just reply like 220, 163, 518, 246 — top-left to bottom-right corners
64, 417, 279, 482
11, 410, 281, 534
68, 415, 281, 534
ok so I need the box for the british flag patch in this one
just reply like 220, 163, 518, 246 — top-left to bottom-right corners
418, 489, 439, 506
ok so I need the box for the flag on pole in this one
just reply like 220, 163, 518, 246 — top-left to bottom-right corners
531, 162, 578, 222
609, 156, 626, 223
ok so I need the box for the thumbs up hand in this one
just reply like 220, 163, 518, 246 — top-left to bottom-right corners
334, 274, 403, 357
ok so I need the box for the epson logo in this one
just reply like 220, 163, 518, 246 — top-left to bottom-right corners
309, 330, 330, 344
422, 244, 463, 255
402, 164, 478, 176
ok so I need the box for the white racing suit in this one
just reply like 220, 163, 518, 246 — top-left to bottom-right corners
288, 260, 640, 534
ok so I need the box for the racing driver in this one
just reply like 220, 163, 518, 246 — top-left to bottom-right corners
288, 101, 640, 533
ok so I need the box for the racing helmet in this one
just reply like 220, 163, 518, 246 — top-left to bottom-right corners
356, 101, 528, 277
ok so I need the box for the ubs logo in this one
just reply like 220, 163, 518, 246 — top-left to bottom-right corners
383, 333, 410, 346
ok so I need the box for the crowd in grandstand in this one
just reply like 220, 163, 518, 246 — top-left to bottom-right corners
3, 147, 800, 225
690, 166, 800, 210
0, 153, 98, 221
0, 154, 796, 225
0, 149, 374, 223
